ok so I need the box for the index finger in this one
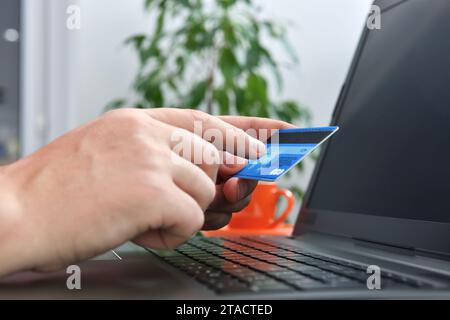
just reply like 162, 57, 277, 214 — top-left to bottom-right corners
219, 116, 296, 141
146, 108, 266, 159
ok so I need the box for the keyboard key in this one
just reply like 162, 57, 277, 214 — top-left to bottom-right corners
151, 237, 431, 294
251, 262, 285, 272
294, 281, 334, 290
226, 268, 262, 278
253, 282, 294, 292
327, 279, 366, 288
269, 270, 309, 279
289, 264, 323, 273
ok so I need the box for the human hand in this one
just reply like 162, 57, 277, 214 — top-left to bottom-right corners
145, 109, 294, 230
0, 108, 292, 276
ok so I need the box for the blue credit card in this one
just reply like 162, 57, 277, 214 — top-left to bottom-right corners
234, 126, 339, 181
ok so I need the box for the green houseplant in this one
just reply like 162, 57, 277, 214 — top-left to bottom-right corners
108, 0, 311, 200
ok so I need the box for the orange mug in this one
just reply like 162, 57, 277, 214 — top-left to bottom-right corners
228, 182, 295, 230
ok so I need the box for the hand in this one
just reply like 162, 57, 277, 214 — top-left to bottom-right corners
145, 109, 295, 230
0, 109, 219, 275
203, 116, 295, 230
0, 108, 290, 276
203, 155, 257, 230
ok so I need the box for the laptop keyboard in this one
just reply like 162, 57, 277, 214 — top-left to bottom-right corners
151, 237, 433, 295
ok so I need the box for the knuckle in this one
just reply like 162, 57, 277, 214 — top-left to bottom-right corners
231, 126, 245, 137
128, 138, 167, 165
191, 109, 215, 129
190, 109, 208, 122
105, 108, 139, 119
105, 109, 147, 134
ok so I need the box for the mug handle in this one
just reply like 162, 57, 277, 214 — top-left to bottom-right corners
269, 189, 295, 228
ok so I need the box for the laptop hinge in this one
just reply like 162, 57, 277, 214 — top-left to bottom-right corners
352, 237, 416, 256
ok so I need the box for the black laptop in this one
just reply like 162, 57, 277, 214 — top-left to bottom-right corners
4, 0, 448, 299
147, 0, 450, 298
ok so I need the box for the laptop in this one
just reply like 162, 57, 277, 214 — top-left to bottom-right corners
1, 0, 449, 299
144, 0, 450, 299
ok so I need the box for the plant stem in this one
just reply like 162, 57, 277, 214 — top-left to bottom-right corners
206, 73, 214, 115
206, 50, 217, 115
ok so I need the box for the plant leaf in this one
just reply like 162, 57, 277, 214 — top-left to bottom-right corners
125, 34, 146, 50
213, 89, 230, 115
187, 80, 208, 107
246, 73, 268, 111
234, 87, 247, 114
219, 48, 240, 87
144, 85, 164, 107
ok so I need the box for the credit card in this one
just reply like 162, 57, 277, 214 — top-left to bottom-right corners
234, 126, 339, 181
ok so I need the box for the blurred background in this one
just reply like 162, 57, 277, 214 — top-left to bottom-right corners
0, 0, 372, 217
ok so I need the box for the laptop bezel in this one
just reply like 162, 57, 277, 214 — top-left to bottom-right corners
294, 0, 450, 258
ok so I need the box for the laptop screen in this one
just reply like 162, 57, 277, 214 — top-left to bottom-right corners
305, 0, 450, 226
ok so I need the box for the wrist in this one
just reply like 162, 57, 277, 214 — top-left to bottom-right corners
0, 164, 30, 277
